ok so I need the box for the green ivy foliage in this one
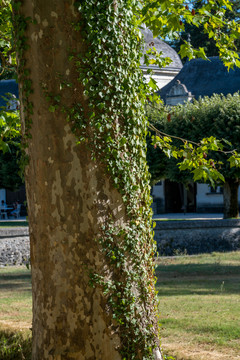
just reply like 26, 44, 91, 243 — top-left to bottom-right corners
0, 143, 23, 191
72, 1, 160, 358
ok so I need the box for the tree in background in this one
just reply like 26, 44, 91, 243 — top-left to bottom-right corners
147, 93, 240, 219
0, 102, 21, 191
0, 1, 16, 80
0, 144, 22, 191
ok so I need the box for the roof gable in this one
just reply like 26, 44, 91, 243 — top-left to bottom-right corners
158, 57, 240, 103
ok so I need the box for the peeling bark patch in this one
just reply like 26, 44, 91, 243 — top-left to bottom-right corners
34, 14, 41, 24
63, 124, 83, 197
70, 0, 77, 17
51, 170, 64, 218
31, 32, 38, 42
51, 11, 58, 18
91, 290, 121, 359
34, 204, 41, 217
42, 19, 48, 27
48, 157, 54, 164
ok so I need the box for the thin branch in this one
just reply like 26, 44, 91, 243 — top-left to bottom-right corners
149, 122, 200, 147
147, 106, 237, 155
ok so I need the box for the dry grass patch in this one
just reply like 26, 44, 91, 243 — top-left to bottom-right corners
0, 266, 32, 359
0, 266, 32, 333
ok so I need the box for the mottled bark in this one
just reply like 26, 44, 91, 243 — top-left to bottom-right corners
18, 1, 122, 359
15, 1, 161, 359
223, 179, 239, 219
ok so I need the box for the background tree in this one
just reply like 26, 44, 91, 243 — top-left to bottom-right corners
0, 144, 22, 191
0, 103, 21, 191
0, 0, 16, 79
147, 93, 240, 219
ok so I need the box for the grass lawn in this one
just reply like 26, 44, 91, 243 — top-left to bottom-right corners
0, 266, 32, 359
0, 252, 240, 359
0, 266, 32, 332
156, 251, 240, 360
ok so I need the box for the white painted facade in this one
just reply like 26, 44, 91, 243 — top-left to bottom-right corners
140, 27, 183, 90
152, 180, 240, 214
142, 66, 182, 90
0, 189, 6, 203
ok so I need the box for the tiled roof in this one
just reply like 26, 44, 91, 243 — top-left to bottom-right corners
158, 57, 240, 102
141, 27, 183, 71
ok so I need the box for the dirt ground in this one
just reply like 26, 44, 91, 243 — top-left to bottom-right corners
162, 339, 240, 360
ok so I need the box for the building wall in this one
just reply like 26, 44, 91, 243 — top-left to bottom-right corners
0, 189, 6, 204
151, 181, 165, 214
151, 181, 240, 214
142, 67, 180, 90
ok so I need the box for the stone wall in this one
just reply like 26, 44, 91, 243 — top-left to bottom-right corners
0, 228, 30, 266
1, 220, 240, 265
155, 219, 240, 255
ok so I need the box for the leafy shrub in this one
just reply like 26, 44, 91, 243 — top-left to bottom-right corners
0, 330, 31, 360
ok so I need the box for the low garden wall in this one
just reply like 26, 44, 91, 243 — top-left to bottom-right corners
1, 220, 240, 265
0, 228, 30, 266
155, 219, 240, 255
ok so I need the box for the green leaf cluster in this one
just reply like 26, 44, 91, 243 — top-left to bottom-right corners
147, 92, 240, 186
0, 0, 16, 78
169, 0, 240, 64
141, 0, 240, 70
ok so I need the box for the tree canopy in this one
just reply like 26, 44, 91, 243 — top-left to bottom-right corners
148, 93, 240, 179
147, 92, 240, 217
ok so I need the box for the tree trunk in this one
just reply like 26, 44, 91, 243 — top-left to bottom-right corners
13, 1, 162, 359
223, 179, 239, 219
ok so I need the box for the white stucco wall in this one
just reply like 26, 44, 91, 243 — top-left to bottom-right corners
196, 184, 224, 206
141, 67, 180, 90
0, 189, 6, 204
152, 181, 164, 199
151, 182, 240, 214
196, 183, 240, 212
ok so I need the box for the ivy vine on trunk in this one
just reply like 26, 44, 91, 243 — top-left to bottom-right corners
11, 0, 161, 359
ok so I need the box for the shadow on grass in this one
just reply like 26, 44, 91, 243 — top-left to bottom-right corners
156, 263, 240, 276
156, 263, 240, 296
0, 330, 32, 360
0, 273, 31, 291
157, 279, 240, 296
